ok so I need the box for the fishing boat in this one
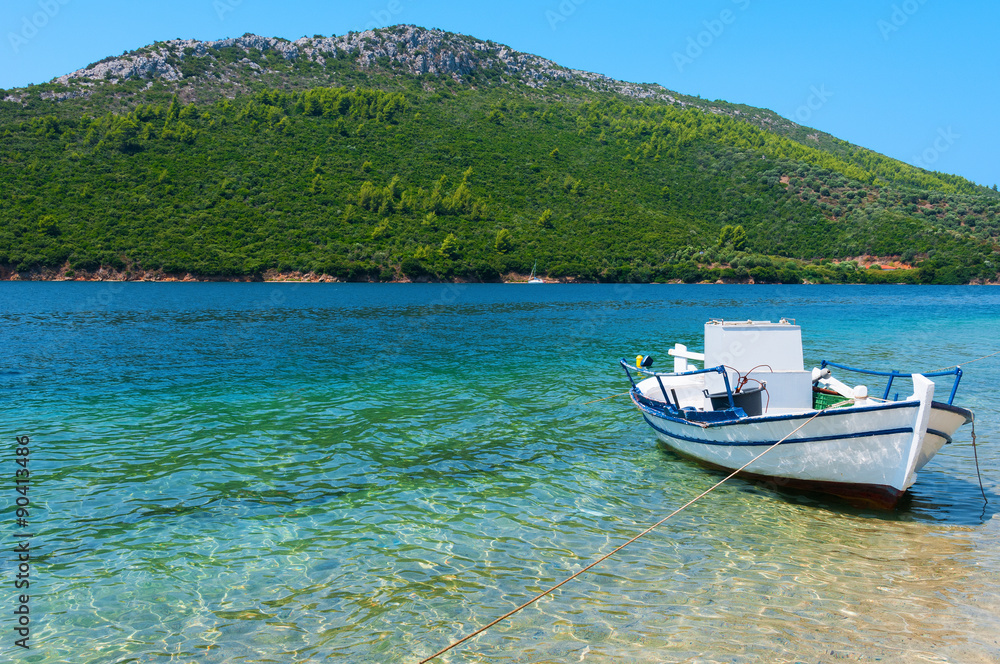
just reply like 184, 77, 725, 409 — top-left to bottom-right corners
620, 319, 973, 508
528, 261, 544, 284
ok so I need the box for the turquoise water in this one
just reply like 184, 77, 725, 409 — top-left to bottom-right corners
3, 283, 999, 663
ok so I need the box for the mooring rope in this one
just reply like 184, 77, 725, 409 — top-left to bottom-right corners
931, 348, 1000, 372
416, 402, 846, 663
970, 415, 988, 504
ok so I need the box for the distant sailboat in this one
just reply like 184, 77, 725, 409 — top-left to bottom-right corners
528, 261, 544, 284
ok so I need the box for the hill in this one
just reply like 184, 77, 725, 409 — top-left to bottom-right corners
2, 25, 998, 284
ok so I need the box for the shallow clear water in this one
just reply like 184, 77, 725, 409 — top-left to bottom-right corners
2, 283, 999, 663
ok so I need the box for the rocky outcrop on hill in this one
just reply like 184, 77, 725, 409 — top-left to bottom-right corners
66, 53, 185, 83
303, 26, 680, 101
52, 25, 679, 102
8, 24, 799, 135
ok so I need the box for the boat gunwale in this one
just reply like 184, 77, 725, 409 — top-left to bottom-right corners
630, 388, 920, 429
930, 400, 974, 425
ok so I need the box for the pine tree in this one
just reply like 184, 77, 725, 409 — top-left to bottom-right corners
731, 225, 748, 252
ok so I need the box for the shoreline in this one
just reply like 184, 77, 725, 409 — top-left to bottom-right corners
1, 266, 996, 286
0, 264, 685, 284
2, 275, 997, 286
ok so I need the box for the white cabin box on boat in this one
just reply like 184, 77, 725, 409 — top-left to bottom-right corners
703, 320, 814, 412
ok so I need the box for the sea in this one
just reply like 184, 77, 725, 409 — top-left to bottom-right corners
2, 283, 999, 663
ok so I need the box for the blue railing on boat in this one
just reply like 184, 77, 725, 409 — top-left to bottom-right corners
619, 360, 737, 410
819, 360, 962, 405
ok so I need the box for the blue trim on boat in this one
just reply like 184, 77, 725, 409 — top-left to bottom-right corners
931, 401, 973, 426
630, 388, 919, 429
820, 360, 963, 405
925, 428, 952, 444
621, 359, 737, 409
640, 414, 914, 447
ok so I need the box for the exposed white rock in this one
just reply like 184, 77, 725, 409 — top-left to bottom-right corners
49, 25, 682, 104
39, 90, 92, 101
18, 24, 817, 135
57, 51, 183, 84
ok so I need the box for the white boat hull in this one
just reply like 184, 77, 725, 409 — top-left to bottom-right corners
635, 397, 930, 507
919, 402, 974, 472
622, 320, 974, 508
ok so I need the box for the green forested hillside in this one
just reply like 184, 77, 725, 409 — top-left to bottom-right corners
2, 28, 998, 284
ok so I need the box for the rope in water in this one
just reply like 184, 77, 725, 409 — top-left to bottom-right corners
931, 348, 1000, 372
924, 352, 991, 505
416, 401, 846, 663
970, 416, 989, 504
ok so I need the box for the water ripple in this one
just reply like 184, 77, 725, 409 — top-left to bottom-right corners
3, 283, 999, 663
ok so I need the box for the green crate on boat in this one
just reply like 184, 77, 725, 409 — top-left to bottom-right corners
813, 390, 850, 409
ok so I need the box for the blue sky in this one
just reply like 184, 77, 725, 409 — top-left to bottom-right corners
3, 0, 998, 188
